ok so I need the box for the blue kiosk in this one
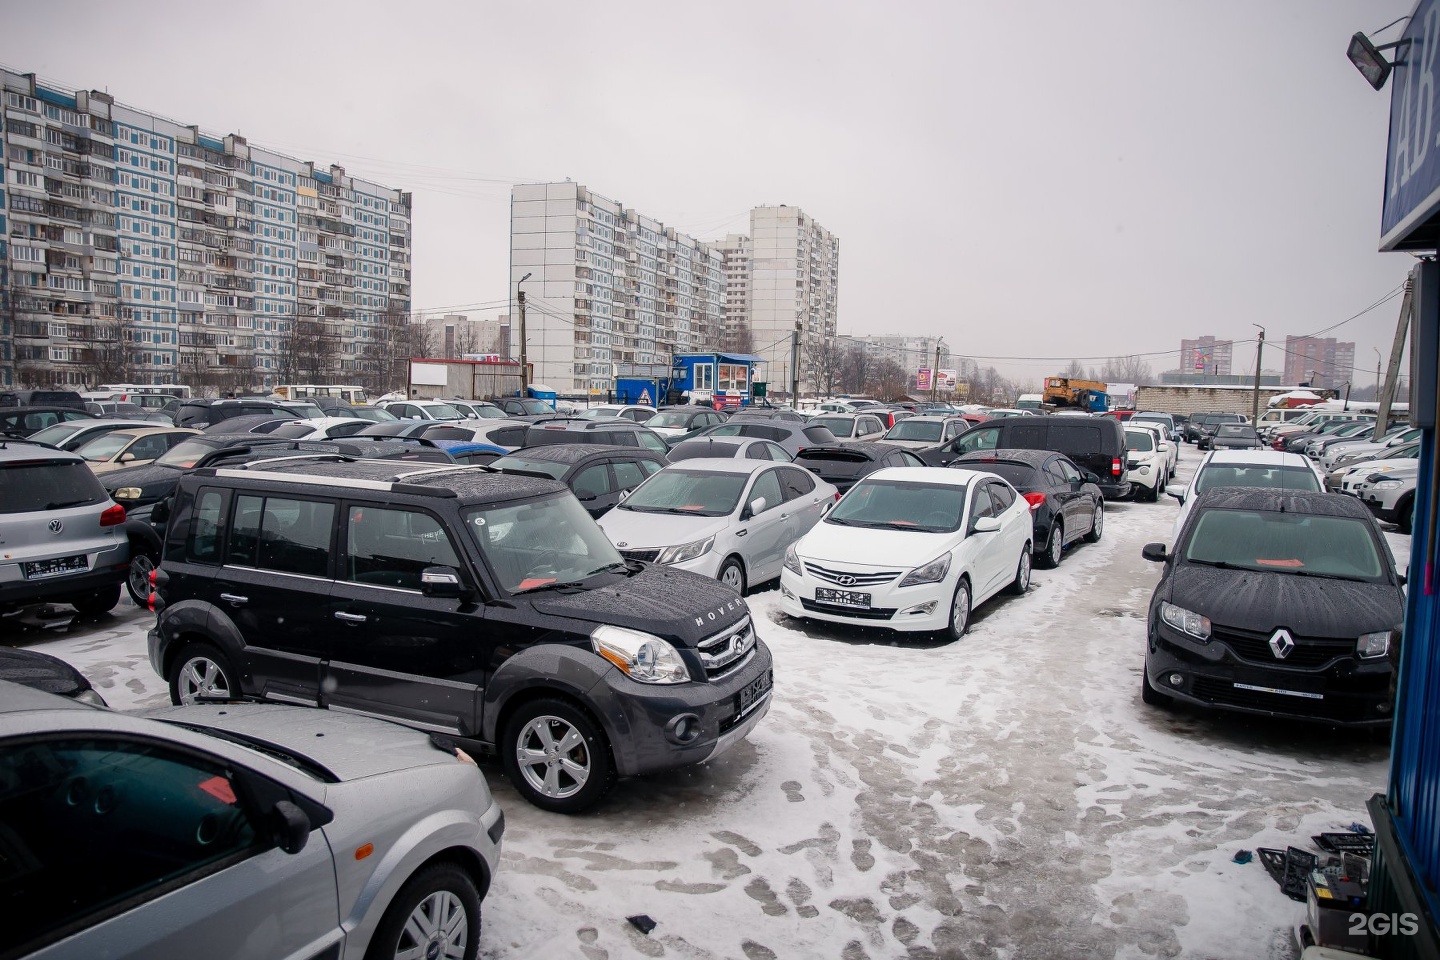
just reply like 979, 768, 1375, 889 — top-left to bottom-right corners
669, 353, 764, 409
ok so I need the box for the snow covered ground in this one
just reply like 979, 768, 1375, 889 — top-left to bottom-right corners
2, 457, 1408, 960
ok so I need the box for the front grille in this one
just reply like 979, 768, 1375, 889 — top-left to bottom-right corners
804, 561, 901, 587
1211, 625, 1356, 670
800, 598, 897, 620
619, 548, 661, 563
1189, 676, 1373, 723
697, 617, 757, 679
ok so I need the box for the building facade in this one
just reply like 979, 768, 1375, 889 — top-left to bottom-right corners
744, 206, 838, 396
0, 68, 412, 391
509, 182, 724, 394
710, 233, 751, 350
1281, 336, 1356, 389
418, 313, 508, 359
1179, 335, 1234, 377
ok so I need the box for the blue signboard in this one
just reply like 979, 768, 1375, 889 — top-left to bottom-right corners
1381, 0, 1440, 250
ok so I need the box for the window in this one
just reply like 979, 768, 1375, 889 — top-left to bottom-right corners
693, 363, 714, 390
0, 736, 259, 953
955, 427, 1002, 454
1049, 423, 1102, 457
572, 464, 614, 500
189, 489, 226, 563
748, 470, 784, 513
345, 506, 460, 590
778, 467, 816, 500
612, 460, 651, 490
988, 481, 1015, 510
229, 495, 335, 576
970, 486, 997, 523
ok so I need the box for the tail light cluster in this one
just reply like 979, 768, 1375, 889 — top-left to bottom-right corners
1111, 457, 1122, 476
99, 503, 127, 527
1022, 491, 1047, 512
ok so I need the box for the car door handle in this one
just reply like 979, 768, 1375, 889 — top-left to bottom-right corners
219, 593, 248, 605
779, 513, 789, 520
736, 529, 748, 537
334, 611, 367, 623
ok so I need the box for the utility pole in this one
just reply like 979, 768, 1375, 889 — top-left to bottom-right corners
790, 321, 801, 404
932, 337, 944, 401
1250, 324, 1265, 423
1375, 272, 1415, 438
516, 272, 531, 395
1375, 347, 1382, 400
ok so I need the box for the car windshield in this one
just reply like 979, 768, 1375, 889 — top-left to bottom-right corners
647, 412, 695, 428
886, 420, 944, 441
489, 456, 569, 480
1184, 508, 1385, 582
1125, 430, 1155, 451
516, 399, 553, 415
827, 478, 967, 533
28, 423, 90, 446
0, 459, 109, 513
1215, 425, 1257, 439
419, 402, 462, 420
464, 494, 624, 593
156, 438, 218, 468
267, 422, 321, 439
810, 416, 853, 436
467, 404, 506, 419
1133, 414, 1169, 425
1192, 464, 1320, 495
350, 407, 398, 422
75, 433, 139, 461
619, 468, 748, 517
578, 407, 623, 419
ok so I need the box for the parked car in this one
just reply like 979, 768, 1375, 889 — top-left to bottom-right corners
0, 388, 86, 409
693, 420, 838, 458
667, 437, 794, 462
599, 459, 835, 593
1321, 426, 1419, 469
881, 415, 971, 451
150, 457, 773, 812
1359, 464, 1419, 533
1131, 411, 1180, 442
954, 449, 1103, 568
0, 646, 108, 705
429, 439, 511, 466
351, 420, 475, 442
1124, 420, 1178, 478
1328, 443, 1420, 495
1270, 411, 1375, 447
1253, 406, 1319, 435
920, 415, 1132, 500
264, 416, 378, 440
0, 681, 502, 960
0, 438, 130, 616
27, 418, 151, 452
579, 404, 659, 423
491, 396, 559, 417
523, 417, 672, 454
488, 444, 668, 518
175, 398, 324, 429
445, 398, 507, 419
780, 467, 1032, 639
82, 400, 153, 420
727, 407, 807, 422
343, 404, 400, 423
1140, 488, 1404, 726
979, 408, 1037, 419
1124, 427, 1168, 501
645, 407, 731, 438
1194, 413, 1248, 449
1276, 418, 1370, 453
377, 399, 467, 421
1208, 423, 1264, 452
74, 426, 202, 474
0, 405, 96, 437
807, 413, 889, 442
449, 418, 532, 450
1295, 421, 1376, 458
199, 414, 299, 435
870, 407, 914, 430
1166, 450, 1324, 542
794, 442, 926, 494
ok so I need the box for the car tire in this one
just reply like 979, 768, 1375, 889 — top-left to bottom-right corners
1146, 479, 1161, 503
1141, 667, 1172, 707
1083, 502, 1104, 543
1397, 496, 1415, 535
168, 642, 239, 705
1007, 546, 1032, 595
945, 577, 972, 640
718, 556, 747, 595
125, 543, 157, 607
502, 697, 616, 814
364, 862, 481, 960
70, 583, 121, 617
1039, 522, 1064, 569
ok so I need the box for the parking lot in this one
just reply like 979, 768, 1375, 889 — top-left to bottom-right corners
2, 454, 1407, 960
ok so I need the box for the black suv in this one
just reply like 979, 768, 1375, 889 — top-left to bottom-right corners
174, 398, 324, 428
920, 415, 1132, 499
148, 458, 774, 813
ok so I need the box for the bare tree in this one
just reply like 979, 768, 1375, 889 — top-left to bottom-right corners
841, 345, 871, 394
871, 358, 908, 399
76, 315, 132, 388
722, 323, 754, 356
1060, 359, 1088, 379
1101, 355, 1154, 384
804, 336, 844, 397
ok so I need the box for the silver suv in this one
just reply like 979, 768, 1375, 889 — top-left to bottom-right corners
0, 438, 130, 615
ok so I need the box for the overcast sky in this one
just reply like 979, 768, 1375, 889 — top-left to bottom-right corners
3, 0, 1417, 387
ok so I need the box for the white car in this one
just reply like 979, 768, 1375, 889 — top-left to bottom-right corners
780, 467, 1032, 639
1123, 426, 1167, 501
579, 404, 657, 423
881, 415, 971, 451
808, 412, 888, 441
262, 416, 376, 440
1166, 450, 1324, 542
376, 399, 466, 421
1334, 445, 1421, 495
1320, 426, 1420, 469
598, 458, 836, 593
1125, 421, 1177, 479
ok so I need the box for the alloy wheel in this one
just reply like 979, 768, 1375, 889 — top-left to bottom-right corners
176, 655, 231, 703
515, 715, 591, 800
391, 890, 469, 960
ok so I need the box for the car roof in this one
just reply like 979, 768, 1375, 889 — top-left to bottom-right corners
900, 414, 965, 423
499, 443, 653, 464
866, 466, 975, 486
665, 457, 782, 474
0, 679, 95, 716
1192, 487, 1373, 519
97, 425, 193, 438
0, 438, 86, 462
799, 441, 910, 460
209, 457, 566, 501
956, 448, 1053, 467
529, 417, 638, 431
1202, 450, 1312, 467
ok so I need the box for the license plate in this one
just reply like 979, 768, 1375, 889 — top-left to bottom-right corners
23, 554, 89, 579
816, 587, 871, 608
1233, 682, 1324, 701
739, 671, 772, 713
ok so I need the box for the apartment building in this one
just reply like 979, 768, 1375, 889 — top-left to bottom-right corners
1282, 336, 1356, 390
418, 312, 509, 359
509, 182, 724, 394
0, 67, 411, 391
710, 233, 752, 350
745, 206, 839, 395
1180, 335, 1234, 377
851, 334, 949, 373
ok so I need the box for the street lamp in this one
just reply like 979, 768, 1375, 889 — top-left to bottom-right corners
932, 336, 944, 401
516, 272, 532, 394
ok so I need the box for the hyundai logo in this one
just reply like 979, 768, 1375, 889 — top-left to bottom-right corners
48, 519, 63, 534
836, 575, 857, 586
1269, 628, 1295, 660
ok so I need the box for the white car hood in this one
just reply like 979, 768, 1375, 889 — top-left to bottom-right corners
796, 520, 955, 569
598, 507, 731, 548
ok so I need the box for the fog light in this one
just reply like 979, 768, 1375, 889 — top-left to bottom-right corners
901, 601, 938, 616
1168, 673, 1184, 687
665, 713, 702, 745
780, 585, 795, 600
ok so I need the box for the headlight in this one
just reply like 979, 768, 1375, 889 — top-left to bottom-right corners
656, 536, 714, 565
1160, 601, 1211, 641
1372, 479, 1404, 490
591, 625, 689, 684
1356, 630, 1392, 660
783, 543, 802, 575
899, 553, 951, 587
113, 487, 142, 500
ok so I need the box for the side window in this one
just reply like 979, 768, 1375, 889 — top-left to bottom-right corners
130, 436, 169, 461
955, 427, 1001, 454
766, 442, 793, 461
863, 417, 882, 434
748, 469, 784, 513
229, 494, 263, 566
572, 464, 614, 500
612, 460, 650, 489
778, 467, 816, 500
944, 421, 961, 439
990, 482, 1016, 510
637, 432, 667, 452
901, 451, 925, 466
1043, 461, 1069, 488
746, 444, 771, 460
0, 737, 260, 952
1050, 423, 1102, 457
229, 495, 334, 576
346, 505, 461, 590
638, 458, 663, 476
189, 488, 227, 564
970, 484, 997, 522
490, 426, 527, 447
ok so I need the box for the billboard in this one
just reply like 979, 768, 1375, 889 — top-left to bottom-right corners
1381, 0, 1440, 250
937, 369, 958, 389
916, 368, 932, 391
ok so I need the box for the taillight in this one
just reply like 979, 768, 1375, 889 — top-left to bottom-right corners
1111, 458, 1122, 476
834, 492, 842, 502
1022, 491, 1047, 511
100, 503, 126, 527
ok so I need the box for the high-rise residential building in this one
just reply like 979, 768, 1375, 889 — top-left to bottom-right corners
418, 313, 507, 359
0, 67, 412, 391
710, 233, 751, 350
509, 182, 723, 394
1179, 335, 1233, 377
743, 206, 838, 395
851, 334, 950, 374
1282, 336, 1356, 389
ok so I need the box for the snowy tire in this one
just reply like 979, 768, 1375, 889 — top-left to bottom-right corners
502, 697, 615, 814
1141, 668, 1172, 707
1007, 547, 1031, 595
1039, 522, 1063, 569
945, 578, 972, 640
1083, 503, 1103, 543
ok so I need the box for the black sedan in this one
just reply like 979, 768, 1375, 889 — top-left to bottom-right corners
1140, 487, 1404, 726
1209, 423, 1263, 451
794, 442, 925, 495
486, 443, 668, 517
954, 449, 1103, 568
0, 406, 95, 437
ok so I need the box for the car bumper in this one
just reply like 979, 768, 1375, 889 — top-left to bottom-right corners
668, 552, 725, 579
1126, 463, 1160, 491
1146, 623, 1393, 726
1098, 479, 1132, 500
1363, 495, 1405, 524
777, 567, 952, 633
0, 544, 130, 609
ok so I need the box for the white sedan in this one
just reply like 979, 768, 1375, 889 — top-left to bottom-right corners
780, 467, 1033, 639
263, 416, 376, 440
598, 458, 836, 593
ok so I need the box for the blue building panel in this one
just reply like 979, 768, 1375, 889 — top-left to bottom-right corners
34, 87, 77, 110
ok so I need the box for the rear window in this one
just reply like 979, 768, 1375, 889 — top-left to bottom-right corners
0, 459, 108, 513
1193, 464, 1320, 495
803, 426, 838, 444
795, 449, 873, 478
959, 460, 1036, 487
1125, 430, 1155, 451
670, 440, 742, 461
1050, 423, 1103, 456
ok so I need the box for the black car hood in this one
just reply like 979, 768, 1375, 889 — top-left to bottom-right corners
0, 647, 91, 697
532, 564, 748, 646
1166, 563, 1403, 636
100, 462, 181, 492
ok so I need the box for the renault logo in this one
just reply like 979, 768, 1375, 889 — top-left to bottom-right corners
1269, 629, 1295, 660
48, 519, 63, 534
836, 575, 856, 586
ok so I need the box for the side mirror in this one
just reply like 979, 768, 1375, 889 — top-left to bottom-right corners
271, 800, 311, 855
421, 565, 470, 599
1141, 542, 1169, 563
119, 452, 136, 463
1082, 472, 1101, 484
972, 516, 1001, 534
821, 500, 835, 515
1397, 572, 1408, 587
1165, 483, 1186, 503
150, 496, 172, 526
748, 496, 767, 517
618, 489, 631, 501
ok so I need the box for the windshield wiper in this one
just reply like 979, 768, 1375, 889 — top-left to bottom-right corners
44, 499, 94, 510
582, 561, 630, 578
1186, 559, 1244, 570
160, 721, 338, 782
513, 580, 587, 595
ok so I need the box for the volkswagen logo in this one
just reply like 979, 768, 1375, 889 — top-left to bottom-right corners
1269, 628, 1295, 660
836, 575, 856, 586
48, 519, 63, 534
